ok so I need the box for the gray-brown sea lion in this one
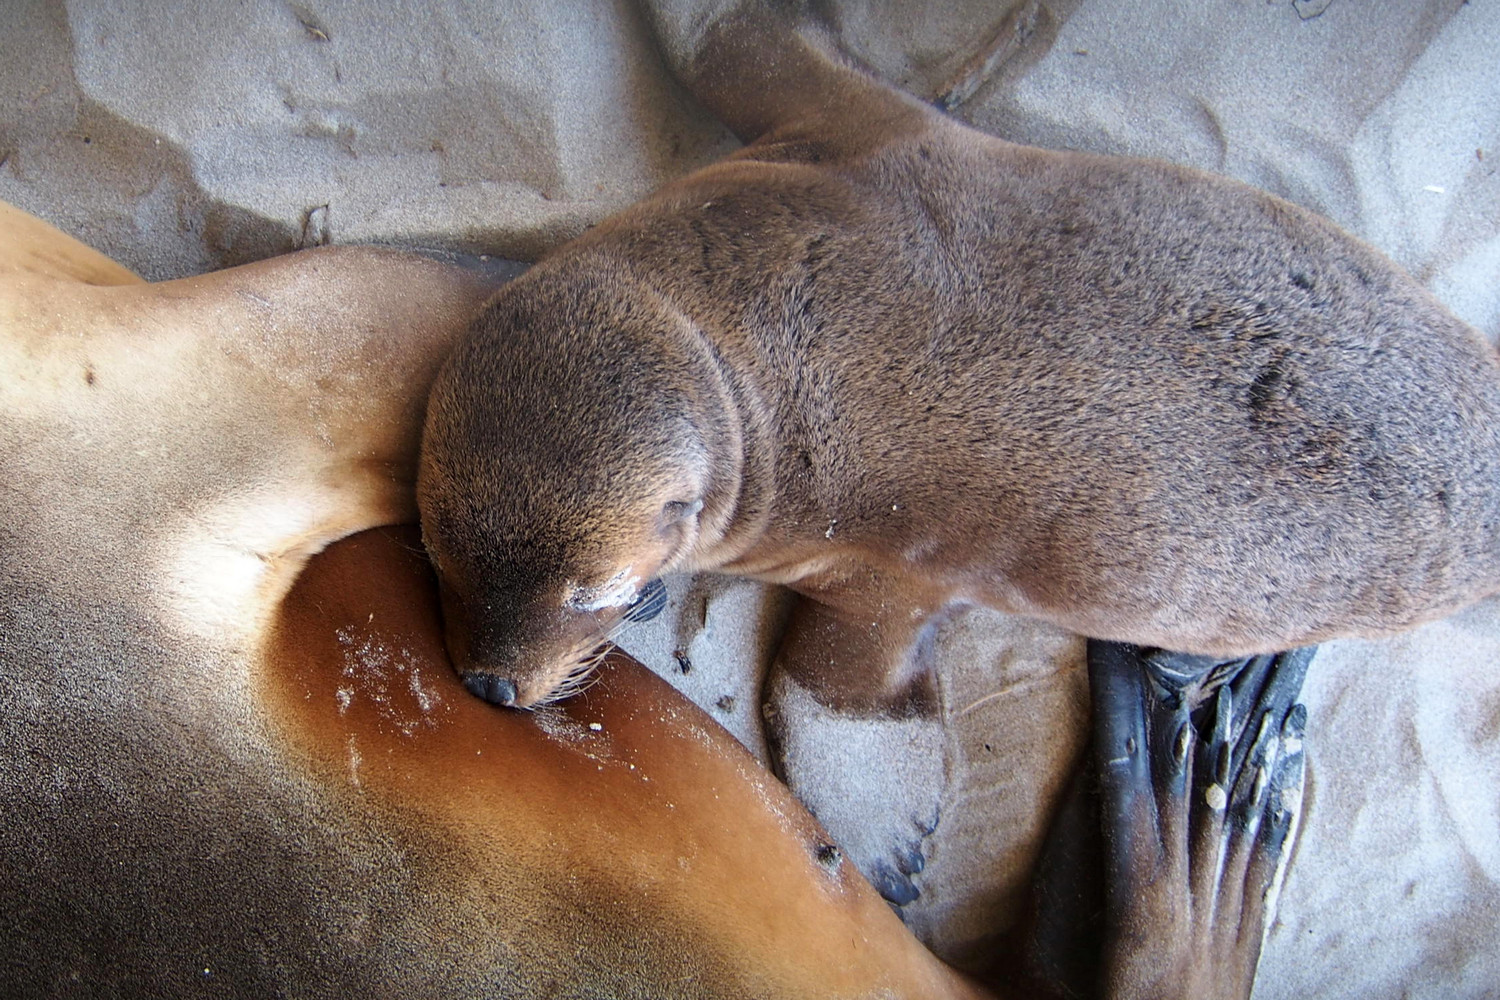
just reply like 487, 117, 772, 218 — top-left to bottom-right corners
416, 2, 1496, 977
420, 8, 1500, 711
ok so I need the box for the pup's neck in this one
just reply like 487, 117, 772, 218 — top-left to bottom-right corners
665, 306, 779, 573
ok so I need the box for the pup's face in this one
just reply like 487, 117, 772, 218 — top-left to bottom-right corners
416, 314, 715, 706
418, 472, 704, 708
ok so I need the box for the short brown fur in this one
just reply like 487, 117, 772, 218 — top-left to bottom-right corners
420, 9, 1500, 711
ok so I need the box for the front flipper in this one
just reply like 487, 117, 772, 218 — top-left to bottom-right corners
765, 667, 944, 908
762, 593, 947, 910
1093, 642, 1310, 1000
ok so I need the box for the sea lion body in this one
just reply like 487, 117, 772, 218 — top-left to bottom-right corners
419, 74, 1500, 708
1, 201, 1000, 999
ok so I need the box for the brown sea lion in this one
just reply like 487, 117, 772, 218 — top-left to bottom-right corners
415, 0, 1494, 956
0, 203, 986, 998
420, 8, 1500, 711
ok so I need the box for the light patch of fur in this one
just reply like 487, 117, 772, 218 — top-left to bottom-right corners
566, 568, 643, 612
156, 475, 408, 644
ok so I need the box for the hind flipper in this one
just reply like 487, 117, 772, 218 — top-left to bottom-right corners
637, 1, 934, 154
1091, 642, 1310, 999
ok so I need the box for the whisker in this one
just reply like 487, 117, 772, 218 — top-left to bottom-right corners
536, 633, 628, 706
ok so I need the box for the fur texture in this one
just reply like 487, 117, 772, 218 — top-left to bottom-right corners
420, 9, 1500, 710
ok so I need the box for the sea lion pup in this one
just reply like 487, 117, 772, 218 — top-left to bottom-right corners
414, 12, 1393, 984
418, 8, 1500, 703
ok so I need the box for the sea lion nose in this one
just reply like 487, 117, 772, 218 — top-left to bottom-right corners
463, 673, 519, 707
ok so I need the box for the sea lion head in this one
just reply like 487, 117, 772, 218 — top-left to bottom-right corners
417, 268, 741, 708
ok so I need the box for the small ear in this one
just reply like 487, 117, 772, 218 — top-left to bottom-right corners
660, 498, 704, 525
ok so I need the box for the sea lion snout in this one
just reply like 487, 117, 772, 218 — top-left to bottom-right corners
450, 625, 611, 709
441, 593, 608, 708
463, 672, 520, 707
424, 528, 684, 708
443, 574, 674, 708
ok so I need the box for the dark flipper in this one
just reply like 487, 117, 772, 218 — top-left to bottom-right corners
1095, 642, 1310, 1000
1017, 642, 1310, 1000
